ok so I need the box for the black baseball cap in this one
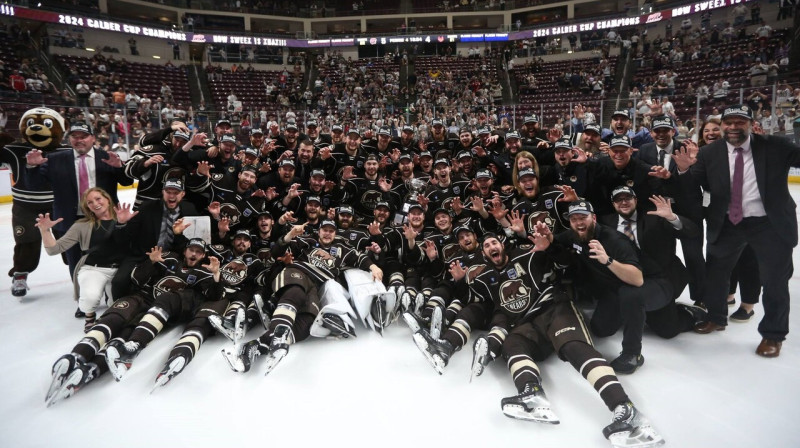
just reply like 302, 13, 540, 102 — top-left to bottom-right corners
68, 123, 94, 136
722, 104, 754, 121
567, 200, 594, 216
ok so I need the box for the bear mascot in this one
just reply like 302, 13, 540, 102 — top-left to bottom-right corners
0, 107, 69, 296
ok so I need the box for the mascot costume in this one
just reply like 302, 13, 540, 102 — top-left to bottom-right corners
0, 107, 69, 296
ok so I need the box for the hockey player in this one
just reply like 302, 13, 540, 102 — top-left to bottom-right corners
414, 230, 664, 448
45, 238, 216, 406
104, 240, 221, 382
223, 220, 382, 375
125, 121, 191, 207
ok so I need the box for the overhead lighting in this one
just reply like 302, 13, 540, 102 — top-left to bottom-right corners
86, 48, 95, 52
152, 55, 161, 59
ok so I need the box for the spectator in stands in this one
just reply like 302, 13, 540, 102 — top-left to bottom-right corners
89, 87, 106, 112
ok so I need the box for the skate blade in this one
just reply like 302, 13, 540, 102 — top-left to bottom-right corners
412, 332, 445, 375
402, 312, 421, 333
208, 315, 236, 342
430, 307, 443, 340
501, 404, 560, 424
232, 309, 248, 345
45, 358, 72, 403
470, 338, 489, 383
253, 294, 271, 330
150, 357, 186, 393
45, 369, 84, 408
608, 428, 664, 448
104, 347, 129, 382
221, 347, 246, 373
263, 348, 287, 376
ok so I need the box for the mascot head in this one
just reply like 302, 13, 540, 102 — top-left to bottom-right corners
18, 107, 67, 151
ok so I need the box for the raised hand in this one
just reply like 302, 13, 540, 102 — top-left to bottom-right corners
277, 250, 294, 265
648, 165, 672, 179
366, 242, 382, 254
416, 194, 430, 209
341, 165, 356, 181
287, 183, 301, 199
555, 184, 579, 202
647, 195, 678, 220
259, 162, 272, 173
449, 261, 466, 282
218, 216, 231, 234
402, 223, 418, 242
671, 143, 695, 172
571, 147, 588, 163
547, 127, 563, 143
206, 145, 219, 158
173, 217, 192, 235
265, 187, 278, 201
196, 161, 213, 178
487, 197, 507, 221
207, 201, 221, 218
35, 213, 63, 230
252, 189, 267, 198
318, 145, 333, 160
509, 210, 526, 234
473, 146, 486, 158
287, 224, 305, 240
278, 211, 297, 225
171, 121, 190, 134
202, 256, 220, 274
190, 132, 207, 148
26, 149, 48, 166
378, 176, 393, 193
421, 240, 438, 261
114, 203, 139, 224
367, 221, 382, 236
147, 246, 165, 263
588, 239, 610, 265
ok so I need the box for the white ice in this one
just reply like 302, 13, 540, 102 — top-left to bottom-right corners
1, 188, 799, 448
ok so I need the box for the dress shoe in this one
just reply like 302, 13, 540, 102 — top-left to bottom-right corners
694, 321, 726, 334
74, 307, 86, 318
755, 339, 782, 358
730, 307, 754, 322
610, 352, 644, 375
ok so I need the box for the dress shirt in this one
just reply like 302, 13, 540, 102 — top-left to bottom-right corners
726, 137, 766, 218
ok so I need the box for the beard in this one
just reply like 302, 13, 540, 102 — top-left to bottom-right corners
574, 220, 596, 244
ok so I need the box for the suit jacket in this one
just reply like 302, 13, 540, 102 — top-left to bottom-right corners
27, 148, 133, 233
680, 134, 800, 246
637, 142, 660, 167
600, 212, 699, 298
118, 199, 200, 258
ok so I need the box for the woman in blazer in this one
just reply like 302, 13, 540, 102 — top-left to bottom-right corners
36, 187, 138, 331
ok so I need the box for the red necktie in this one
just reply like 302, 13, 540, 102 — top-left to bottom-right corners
78, 154, 89, 198
728, 147, 744, 225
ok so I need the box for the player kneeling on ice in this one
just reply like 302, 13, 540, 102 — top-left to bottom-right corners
223, 220, 381, 375
415, 228, 664, 448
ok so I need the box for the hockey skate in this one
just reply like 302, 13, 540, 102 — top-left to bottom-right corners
603, 402, 665, 448
208, 308, 248, 345
252, 293, 272, 330
412, 330, 454, 375
469, 337, 493, 382
104, 339, 142, 382
222, 338, 268, 373
370, 296, 388, 335
501, 382, 560, 424
429, 305, 443, 340
321, 313, 357, 339
45, 355, 98, 407
401, 310, 429, 333
11, 272, 29, 297
151, 354, 187, 392
263, 325, 294, 376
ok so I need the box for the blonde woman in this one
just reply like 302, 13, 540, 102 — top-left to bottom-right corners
36, 187, 138, 331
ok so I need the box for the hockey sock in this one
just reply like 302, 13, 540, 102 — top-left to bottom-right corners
72, 314, 123, 360
421, 295, 445, 319
560, 341, 629, 411
167, 329, 205, 366
444, 299, 462, 326
443, 319, 471, 349
504, 334, 542, 391
388, 272, 405, 287
224, 301, 246, 320
128, 306, 170, 347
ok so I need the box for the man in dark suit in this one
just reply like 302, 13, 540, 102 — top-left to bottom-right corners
25, 123, 132, 276
638, 116, 707, 306
110, 178, 200, 299
673, 104, 800, 357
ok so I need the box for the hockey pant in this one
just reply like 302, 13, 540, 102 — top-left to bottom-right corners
127, 289, 209, 348
441, 300, 493, 350
501, 299, 629, 411
344, 268, 396, 331
72, 293, 153, 376
257, 267, 323, 345
310, 279, 358, 338
162, 298, 230, 370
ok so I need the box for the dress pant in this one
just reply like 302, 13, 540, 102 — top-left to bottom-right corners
728, 244, 761, 305
705, 217, 793, 341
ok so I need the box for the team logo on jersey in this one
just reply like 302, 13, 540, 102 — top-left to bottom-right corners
153, 275, 189, 298
329, 247, 341, 257
290, 272, 302, 279
221, 258, 248, 286
545, 199, 554, 209
308, 248, 335, 269
507, 268, 518, 279
186, 274, 197, 284
499, 279, 530, 312
360, 190, 383, 210
573, 243, 583, 253
442, 243, 460, 262
570, 176, 577, 183
220, 203, 241, 225
14, 226, 24, 236
626, 180, 634, 187
453, 186, 460, 195
243, 208, 252, 217
212, 173, 224, 181
257, 247, 273, 263
113, 300, 130, 309
350, 233, 357, 240
466, 264, 487, 283
527, 211, 555, 233
228, 166, 236, 173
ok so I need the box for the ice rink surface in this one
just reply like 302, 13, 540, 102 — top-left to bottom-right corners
1, 188, 799, 448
